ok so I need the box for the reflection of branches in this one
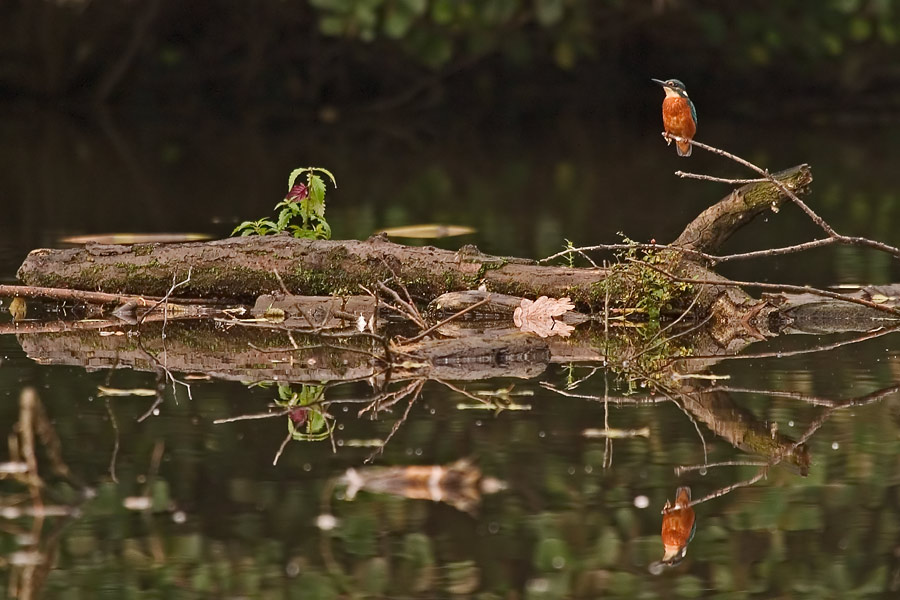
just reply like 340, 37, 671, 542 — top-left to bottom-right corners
679, 323, 900, 364
3, 387, 89, 600
633, 257, 900, 318
540, 382, 667, 405
365, 380, 425, 464
677, 381, 900, 509
136, 267, 194, 327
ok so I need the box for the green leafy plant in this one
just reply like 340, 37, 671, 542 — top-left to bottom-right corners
275, 384, 334, 442
233, 167, 337, 239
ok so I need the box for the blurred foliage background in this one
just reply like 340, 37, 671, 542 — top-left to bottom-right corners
2, 0, 900, 119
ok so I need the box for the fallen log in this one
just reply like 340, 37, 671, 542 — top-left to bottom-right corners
14, 166, 812, 313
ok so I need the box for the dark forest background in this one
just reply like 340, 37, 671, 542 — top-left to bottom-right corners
3, 0, 900, 122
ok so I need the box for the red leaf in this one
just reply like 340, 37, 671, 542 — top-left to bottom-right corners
285, 183, 309, 203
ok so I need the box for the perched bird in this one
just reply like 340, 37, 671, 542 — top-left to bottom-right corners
660, 486, 696, 565
652, 78, 697, 157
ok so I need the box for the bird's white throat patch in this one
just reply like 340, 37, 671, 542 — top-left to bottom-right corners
664, 87, 687, 99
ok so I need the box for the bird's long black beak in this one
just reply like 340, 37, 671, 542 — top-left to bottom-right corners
651, 78, 667, 87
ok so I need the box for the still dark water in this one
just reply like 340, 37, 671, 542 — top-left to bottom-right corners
1, 108, 899, 598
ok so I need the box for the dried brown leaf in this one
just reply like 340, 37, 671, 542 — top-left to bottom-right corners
513, 296, 575, 338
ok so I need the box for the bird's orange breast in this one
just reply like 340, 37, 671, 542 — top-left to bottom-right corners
662, 97, 696, 139
661, 487, 695, 547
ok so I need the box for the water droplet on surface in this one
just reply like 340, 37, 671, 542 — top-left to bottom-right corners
832, 442, 839, 450
634, 495, 650, 509
315, 514, 338, 531
285, 561, 301, 577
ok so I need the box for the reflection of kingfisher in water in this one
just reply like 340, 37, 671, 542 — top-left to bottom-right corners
651, 78, 697, 157
660, 486, 696, 565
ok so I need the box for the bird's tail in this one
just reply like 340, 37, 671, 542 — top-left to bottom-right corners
676, 140, 692, 157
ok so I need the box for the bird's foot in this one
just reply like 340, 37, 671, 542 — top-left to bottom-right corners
662, 132, 673, 146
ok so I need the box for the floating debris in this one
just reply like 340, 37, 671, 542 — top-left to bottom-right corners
341, 439, 385, 448
377, 224, 476, 239
473, 385, 534, 399
582, 427, 650, 439
456, 402, 532, 412
97, 386, 157, 397
59, 233, 213, 245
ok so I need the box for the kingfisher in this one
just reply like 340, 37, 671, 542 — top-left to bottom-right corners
660, 486, 696, 565
652, 78, 697, 157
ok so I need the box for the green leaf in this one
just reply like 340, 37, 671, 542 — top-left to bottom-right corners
309, 410, 326, 433
287, 167, 310, 191
307, 173, 327, 219
232, 221, 255, 236
278, 384, 294, 402
313, 167, 338, 188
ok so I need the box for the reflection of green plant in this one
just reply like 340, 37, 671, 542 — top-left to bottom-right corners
233, 167, 336, 240
275, 384, 334, 442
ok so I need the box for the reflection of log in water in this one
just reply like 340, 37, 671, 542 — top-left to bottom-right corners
678, 387, 811, 474
15, 321, 552, 383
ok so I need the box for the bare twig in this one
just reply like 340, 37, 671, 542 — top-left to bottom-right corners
539, 382, 668, 405
214, 408, 292, 424
402, 296, 492, 344
105, 397, 120, 483
365, 380, 425, 463
671, 134, 900, 261
137, 267, 193, 328
272, 268, 292, 295
273, 432, 292, 466
674, 460, 768, 476
631, 258, 900, 318
679, 324, 899, 364
675, 171, 768, 184
539, 243, 712, 265
377, 281, 426, 328
434, 379, 491, 405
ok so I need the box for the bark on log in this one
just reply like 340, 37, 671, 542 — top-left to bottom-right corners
17, 235, 607, 305
672, 165, 813, 255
